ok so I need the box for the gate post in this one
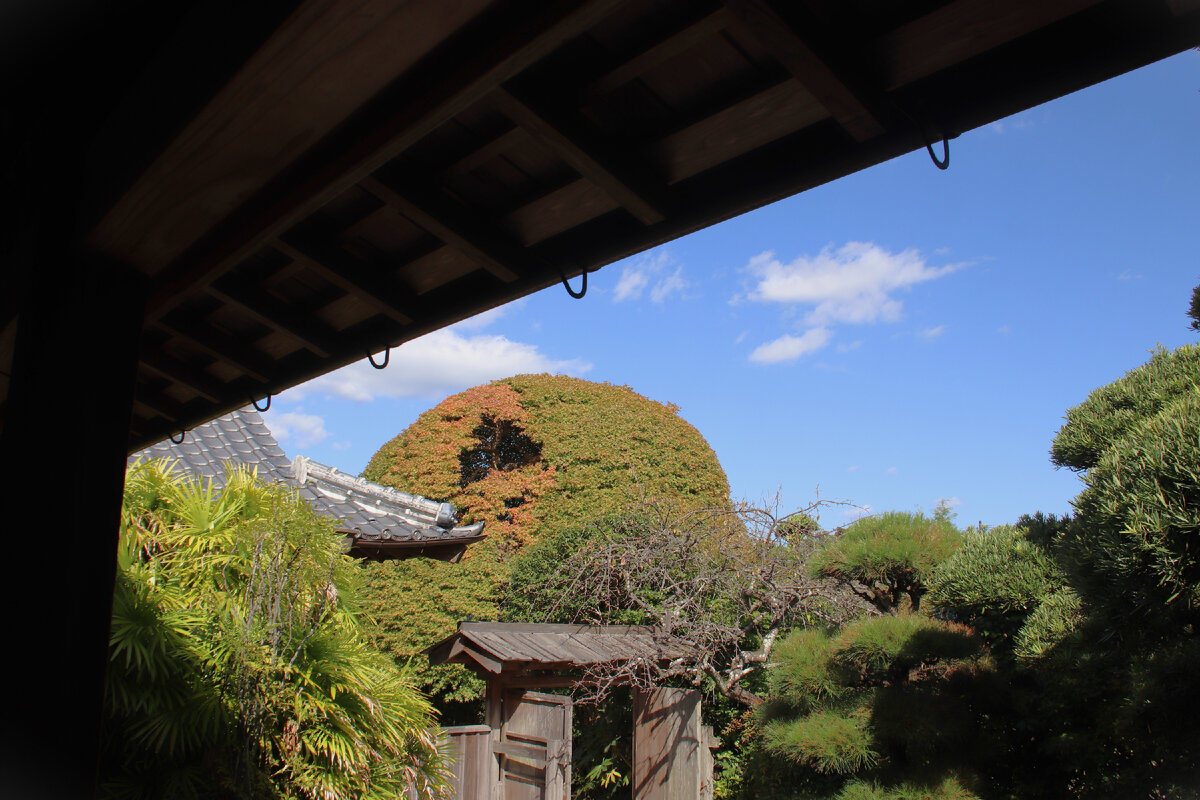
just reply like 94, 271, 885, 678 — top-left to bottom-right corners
632, 687, 710, 800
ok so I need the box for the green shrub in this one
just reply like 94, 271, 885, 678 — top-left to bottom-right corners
1050, 344, 1200, 471
811, 512, 961, 613
1065, 391, 1200, 617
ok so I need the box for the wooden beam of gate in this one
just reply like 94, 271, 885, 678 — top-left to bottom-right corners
721, 0, 883, 142
492, 87, 666, 225
359, 176, 520, 282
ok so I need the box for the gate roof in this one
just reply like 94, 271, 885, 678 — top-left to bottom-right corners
429, 622, 690, 675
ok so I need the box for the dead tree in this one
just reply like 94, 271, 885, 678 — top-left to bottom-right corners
523, 500, 863, 706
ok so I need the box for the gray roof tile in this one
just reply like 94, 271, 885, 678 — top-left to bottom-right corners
130, 408, 485, 560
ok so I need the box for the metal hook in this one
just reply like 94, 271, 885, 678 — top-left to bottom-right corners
368, 347, 390, 369
926, 135, 950, 170
169, 431, 186, 444
252, 394, 271, 412
559, 267, 588, 299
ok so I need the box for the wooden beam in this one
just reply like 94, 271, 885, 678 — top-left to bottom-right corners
206, 281, 337, 359
272, 236, 417, 325
721, 0, 883, 141
142, 0, 625, 321
492, 87, 666, 226
134, 388, 189, 424
360, 176, 521, 282
878, 0, 1104, 91
442, 126, 526, 177
586, 9, 732, 97
139, 350, 227, 404
155, 315, 274, 383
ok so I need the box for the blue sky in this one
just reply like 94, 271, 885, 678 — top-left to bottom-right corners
269, 50, 1200, 529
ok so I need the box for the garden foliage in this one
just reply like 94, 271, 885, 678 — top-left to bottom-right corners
356, 375, 733, 711
105, 461, 449, 800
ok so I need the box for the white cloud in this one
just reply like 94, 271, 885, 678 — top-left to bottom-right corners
270, 411, 329, 449
749, 328, 832, 364
918, 325, 946, 340
938, 496, 963, 508
745, 242, 960, 326
612, 250, 688, 303
836, 340, 862, 353
613, 267, 650, 301
1116, 270, 1143, 281
886, 466, 898, 475
650, 267, 687, 303
846, 465, 859, 473
282, 329, 592, 402
996, 324, 1011, 335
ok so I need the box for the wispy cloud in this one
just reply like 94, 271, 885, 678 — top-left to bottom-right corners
746, 243, 960, 325
269, 411, 329, 449
283, 328, 591, 402
741, 242, 961, 364
1116, 270, 1143, 281
918, 325, 946, 340
749, 328, 833, 364
612, 250, 688, 303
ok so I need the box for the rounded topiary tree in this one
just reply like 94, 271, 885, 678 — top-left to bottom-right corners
363, 374, 732, 550
357, 374, 732, 711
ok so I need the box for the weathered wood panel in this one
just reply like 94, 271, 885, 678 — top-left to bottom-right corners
632, 687, 709, 800
501, 690, 572, 800
443, 725, 493, 800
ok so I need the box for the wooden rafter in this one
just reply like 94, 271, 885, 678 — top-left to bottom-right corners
442, 126, 526, 177
206, 281, 337, 359
721, 0, 883, 142
155, 315, 274, 383
139, 350, 226, 403
585, 8, 732, 97
134, 390, 189, 424
492, 87, 666, 225
141, 0, 625, 322
272, 236, 417, 326
360, 175, 522, 282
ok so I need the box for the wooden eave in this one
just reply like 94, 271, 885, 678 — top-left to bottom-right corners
4, 0, 1199, 450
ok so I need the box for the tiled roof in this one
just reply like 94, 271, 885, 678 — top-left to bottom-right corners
131, 408, 484, 561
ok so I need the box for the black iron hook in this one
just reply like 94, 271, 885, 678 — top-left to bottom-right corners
926, 135, 950, 170
368, 347, 390, 369
559, 267, 588, 299
169, 431, 186, 444
252, 394, 271, 412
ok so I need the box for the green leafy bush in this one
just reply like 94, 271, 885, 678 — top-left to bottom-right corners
755, 614, 994, 800
105, 461, 449, 800
810, 512, 961, 613
1050, 344, 1200, 471
1064, 391, 1200, 617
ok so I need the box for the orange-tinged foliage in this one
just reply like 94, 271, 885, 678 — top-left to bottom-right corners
363, 374, 731, 551
358, 375, 732, 708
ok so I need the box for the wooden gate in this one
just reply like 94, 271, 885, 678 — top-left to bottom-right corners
632, 687, 715, 800
442, 724, 492, 800
496, 689, 572, 800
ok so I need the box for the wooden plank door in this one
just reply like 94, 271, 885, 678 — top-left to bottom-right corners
442, 724, 492, 800
632, 688, 710, 800
497, 689, 572, 800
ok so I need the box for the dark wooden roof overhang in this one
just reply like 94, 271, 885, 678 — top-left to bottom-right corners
4, 0, 1199, 449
